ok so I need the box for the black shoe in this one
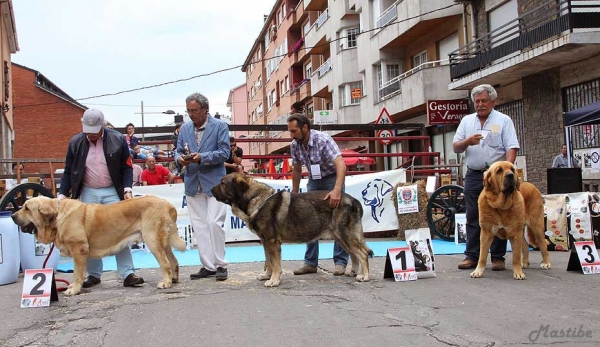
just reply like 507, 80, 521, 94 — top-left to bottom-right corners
216, 267, 228, 281
82, 275, 101, 288
190, 267, 216, 280
123, 273, 145, 287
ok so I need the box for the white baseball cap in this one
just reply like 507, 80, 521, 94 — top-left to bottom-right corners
81, 109, 105, 133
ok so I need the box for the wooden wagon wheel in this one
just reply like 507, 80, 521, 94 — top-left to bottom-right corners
0, 183, 54, 213
426, 184, 466, 241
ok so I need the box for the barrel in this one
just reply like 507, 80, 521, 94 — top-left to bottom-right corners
19, 232, 59, 271
0, 211, 20, 285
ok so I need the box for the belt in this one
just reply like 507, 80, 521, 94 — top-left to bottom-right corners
467, 167, 487, 173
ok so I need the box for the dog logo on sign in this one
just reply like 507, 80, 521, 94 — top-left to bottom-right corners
361, 179, 393, 223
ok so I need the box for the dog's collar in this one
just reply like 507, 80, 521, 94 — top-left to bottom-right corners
248, 191, 279, 220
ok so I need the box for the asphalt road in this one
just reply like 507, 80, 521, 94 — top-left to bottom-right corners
0, 250, 598, 347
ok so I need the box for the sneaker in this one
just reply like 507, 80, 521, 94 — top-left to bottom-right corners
332, 264, 346, 276
492, 259, 506, 271
216, 267, 228, 281
293, 264, 317, 275
190, 267, 216, 280
457, 259, 477, 269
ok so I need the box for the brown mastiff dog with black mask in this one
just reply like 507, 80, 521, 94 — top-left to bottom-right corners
211, 173, 371, 287
471, 161, 551, 280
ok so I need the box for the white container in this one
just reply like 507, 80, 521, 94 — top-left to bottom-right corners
19, 232, 59, 271
0, 211, 20, 285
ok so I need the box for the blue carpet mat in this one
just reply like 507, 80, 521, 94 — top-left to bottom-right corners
56, 239, 467, 273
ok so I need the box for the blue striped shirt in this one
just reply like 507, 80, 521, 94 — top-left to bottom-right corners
290, 130, 341, 178
453, 109, 520, 170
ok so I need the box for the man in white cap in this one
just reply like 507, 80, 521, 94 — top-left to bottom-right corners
58, 109, 144, 289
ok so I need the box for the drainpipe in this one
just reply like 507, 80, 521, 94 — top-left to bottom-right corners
469, 2, 476, 42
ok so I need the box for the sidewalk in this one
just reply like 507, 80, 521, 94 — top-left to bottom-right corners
0, 251, 598, 347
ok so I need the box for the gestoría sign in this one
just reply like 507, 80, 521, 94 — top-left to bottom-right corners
427, 99, 469, 125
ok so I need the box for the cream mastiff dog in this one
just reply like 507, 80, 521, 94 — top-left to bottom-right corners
12, 196, 186, 295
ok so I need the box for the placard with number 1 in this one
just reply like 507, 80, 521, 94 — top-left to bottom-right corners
383, 247, 418, 282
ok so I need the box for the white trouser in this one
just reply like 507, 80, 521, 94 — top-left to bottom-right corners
187, 193, 228, 271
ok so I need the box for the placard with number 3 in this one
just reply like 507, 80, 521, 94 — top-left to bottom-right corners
574, 241, 600, 275
21, 269, 54, 308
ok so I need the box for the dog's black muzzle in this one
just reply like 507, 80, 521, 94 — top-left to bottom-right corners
11, 215, 37, 234
502, 173, 516, 194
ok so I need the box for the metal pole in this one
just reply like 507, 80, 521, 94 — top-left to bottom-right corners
141, 101, 145, 141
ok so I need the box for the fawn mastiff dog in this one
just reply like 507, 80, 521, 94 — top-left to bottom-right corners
471, 161, 551, 280
211, 173, 371, 287
12, 196, 187, 295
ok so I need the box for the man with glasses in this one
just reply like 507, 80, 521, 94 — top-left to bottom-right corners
58, 109, 144, 289
225, 136, 243, 174
177, 93, 230, 281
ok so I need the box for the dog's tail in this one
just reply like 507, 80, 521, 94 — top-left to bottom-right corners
167, 206, 187, 252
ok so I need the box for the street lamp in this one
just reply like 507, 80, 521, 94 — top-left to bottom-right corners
134, 101, 176, 140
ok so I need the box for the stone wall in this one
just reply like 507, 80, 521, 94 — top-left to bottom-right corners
522, 68, 563, 193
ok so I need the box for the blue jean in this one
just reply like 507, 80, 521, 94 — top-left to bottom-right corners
80, 186, 136, 279
464, 170, 507, 261
303, 174, 349, 267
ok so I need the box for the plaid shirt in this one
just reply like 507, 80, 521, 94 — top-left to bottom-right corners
290, 130, 341, 178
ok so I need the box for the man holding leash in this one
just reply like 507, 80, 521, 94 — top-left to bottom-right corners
287, 113, 351, 276
58, 109, 144, 288
177, 92, 230, 281
453, 84, 520, 271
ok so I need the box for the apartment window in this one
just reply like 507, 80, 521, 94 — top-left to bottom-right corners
305, 63, 312, 78
376, 62, 402, 100
340, 81, 363, 106
264, 33, 270, 52
271, 89, 277, 105
257, 103, 263, 116
257, 75, 262, 89
280, 79, 287, 95
307, 104, 314, 118
267, 92, 273, 111
340, 27, 359, 49
284, 75, 289, 93
257, 49, 262, 61
303, 21, 311, 36
488, 0, 518, 48
251, 111, 256, 123
413, 51, 427, 68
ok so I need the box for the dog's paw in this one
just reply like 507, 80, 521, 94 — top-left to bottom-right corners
64, 287, 81, 296
171, 277, 179, 283
264, 279, 280, 287
355, 274, 370, 282
470, 268, 485, 278
345, 269, 357, 277
540, 262, 552, 270
513, 271, 526, 280
157, 281, 173, 289
257, 273, 271, 281
521, 262, 530, 269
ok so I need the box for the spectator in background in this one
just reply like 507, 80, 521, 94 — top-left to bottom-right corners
142, 156, 174, 185
125, 123, 139, 151
5, 162, 24, 190
172, 123, 183, 176
225, 136, 243, 174
552, 144, 580, 168
131, 154, 143, 186
132, 144, 168, 160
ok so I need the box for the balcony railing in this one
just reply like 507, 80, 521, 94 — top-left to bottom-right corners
449, 0, 600, 80
317, 58, 332, 77
376, 0, 401, 28
315, 8, 329, 29
378, 59, 449, 100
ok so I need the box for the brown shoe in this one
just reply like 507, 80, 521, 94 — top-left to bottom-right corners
457, 259, 477, 269
123, 273, 145, 287
332, 264, 346, 276
293, 264, 317, 275
492, 259, 506, 271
